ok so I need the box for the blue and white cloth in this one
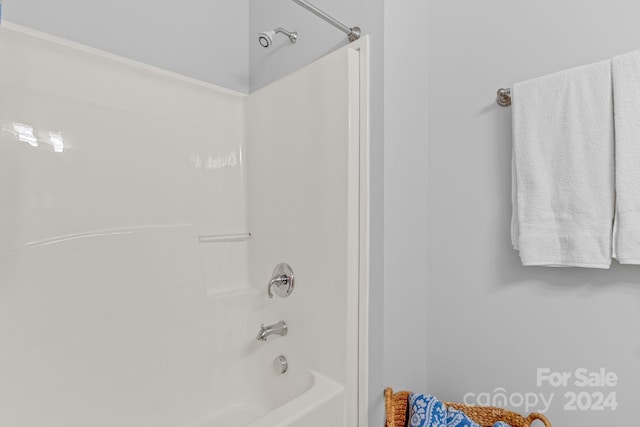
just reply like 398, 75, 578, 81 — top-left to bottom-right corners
408, 394, 512, 427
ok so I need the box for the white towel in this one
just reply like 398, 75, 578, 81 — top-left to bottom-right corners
511, 60, 615, 268
612, 50, 640, 263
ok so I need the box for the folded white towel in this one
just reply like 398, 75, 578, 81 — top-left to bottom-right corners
511, 60, 615, 268
612, 50, 640, 264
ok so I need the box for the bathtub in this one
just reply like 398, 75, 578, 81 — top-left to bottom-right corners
191, 371, 344, 427
247, 372, 345, 427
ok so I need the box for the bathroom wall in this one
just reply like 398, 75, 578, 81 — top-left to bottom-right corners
246, 45, 363, 425
248, 2, 386, 421
382, 0, 429, 396
2, 0, 250, 92
0, 23, 251, 427
426, 0, 640, 424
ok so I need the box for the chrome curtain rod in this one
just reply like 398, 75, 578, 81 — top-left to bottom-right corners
289, 0, 361, 42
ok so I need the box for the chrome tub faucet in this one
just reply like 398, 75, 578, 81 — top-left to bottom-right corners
256, 320, 288, 341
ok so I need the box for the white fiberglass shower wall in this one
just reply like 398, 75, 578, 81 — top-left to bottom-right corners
0, 23, 368, 427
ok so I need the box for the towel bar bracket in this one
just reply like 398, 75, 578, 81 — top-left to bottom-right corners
496, 88, 512, 107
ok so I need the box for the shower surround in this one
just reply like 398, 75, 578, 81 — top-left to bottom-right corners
0, 23, 369, 426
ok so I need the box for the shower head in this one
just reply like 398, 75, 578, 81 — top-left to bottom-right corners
258, 27, 298, 48
258, 31, 275, 48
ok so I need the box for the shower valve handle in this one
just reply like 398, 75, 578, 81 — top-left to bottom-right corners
267, 263, 295, 298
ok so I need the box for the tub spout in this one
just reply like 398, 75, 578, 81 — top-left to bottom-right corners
256, 320, 288, 341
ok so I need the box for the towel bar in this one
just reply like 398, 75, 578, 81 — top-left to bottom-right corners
496, 88, 511, 107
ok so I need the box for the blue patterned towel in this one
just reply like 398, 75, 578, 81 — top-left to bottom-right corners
409, 394, 512, 427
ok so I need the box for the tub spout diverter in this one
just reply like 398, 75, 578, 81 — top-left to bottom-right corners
256, 320, 288, 341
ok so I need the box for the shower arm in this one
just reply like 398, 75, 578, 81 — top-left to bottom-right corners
274, 27, 298, 44
289, 0, 361, 42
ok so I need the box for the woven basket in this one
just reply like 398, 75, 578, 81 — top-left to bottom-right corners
384, 388, 552, 427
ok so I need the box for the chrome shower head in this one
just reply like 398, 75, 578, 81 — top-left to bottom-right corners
258, 31, 275, 48
258, 27, 298, 48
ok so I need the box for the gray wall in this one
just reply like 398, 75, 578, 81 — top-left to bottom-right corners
383, 0, 428, 395
248, 1, 386, 423
427, 0, 640, 424
3, 0, 250, 93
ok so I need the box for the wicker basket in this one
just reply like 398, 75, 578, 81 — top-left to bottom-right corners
385, 388, 552, 427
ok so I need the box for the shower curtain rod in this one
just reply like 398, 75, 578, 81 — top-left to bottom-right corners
289, 0, 361, 42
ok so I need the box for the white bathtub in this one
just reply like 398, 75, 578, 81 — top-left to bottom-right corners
190, 371, 344, 427
247, 372, 345, 427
